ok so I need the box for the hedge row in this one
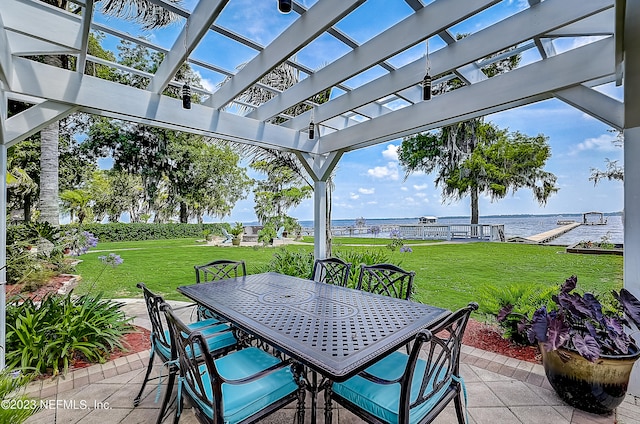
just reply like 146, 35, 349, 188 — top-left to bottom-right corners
63, 222, 230, 242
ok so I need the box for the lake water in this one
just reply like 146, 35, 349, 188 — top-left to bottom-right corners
297, 214, 624, 246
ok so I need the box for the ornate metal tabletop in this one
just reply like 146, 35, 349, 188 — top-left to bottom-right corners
177, 272, 450, 381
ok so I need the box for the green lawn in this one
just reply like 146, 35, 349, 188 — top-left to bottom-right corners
75, 238, 623, 313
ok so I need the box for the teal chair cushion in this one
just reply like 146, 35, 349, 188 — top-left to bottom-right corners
332, 351, 451, 424
156, 322, 235, 359
184, 347, 298, 423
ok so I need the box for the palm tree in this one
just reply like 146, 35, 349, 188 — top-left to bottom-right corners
35, 0, 182, 226
227, 63, 336, 253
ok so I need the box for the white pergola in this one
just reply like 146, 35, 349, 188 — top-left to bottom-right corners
0, 0, 638, 387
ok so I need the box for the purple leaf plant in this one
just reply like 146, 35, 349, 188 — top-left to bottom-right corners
527, 275, 640, 362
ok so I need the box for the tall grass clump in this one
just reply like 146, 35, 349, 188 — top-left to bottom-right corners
6, 293, 133, 375
259, 248, 315, 278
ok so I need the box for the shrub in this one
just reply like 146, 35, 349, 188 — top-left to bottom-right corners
478, 283, 557, 345
334, 249, 393, 288
0, 370, 39, 423
6, 293, 133, 375
259, 248, 314, 278
6, 222, 65, 285
66, 223, 228, 242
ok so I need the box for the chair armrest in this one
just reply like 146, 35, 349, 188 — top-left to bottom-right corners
218, 358, 293, 385
357, 370, 403, 385
172, 303, 197, 311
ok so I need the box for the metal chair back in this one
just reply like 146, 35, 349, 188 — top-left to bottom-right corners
195, 259, 246, 284
327, 302, 478, 424
162, 302, 305, 424
357, 263, 415, 300
311, 257, 352, 287
401, 302, 478, 423
137, 282, 172, 362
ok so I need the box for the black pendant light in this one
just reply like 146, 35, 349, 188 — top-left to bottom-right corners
422, 40, 432, 101
182, 84, 191, 109
308, 108, 315, 139
422, 74, 431, 101
181, 20, 191, 109
278, 0, 292, 13
308, 121, 315, 139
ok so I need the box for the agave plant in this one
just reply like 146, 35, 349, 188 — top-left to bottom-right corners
527, 275, 640, 362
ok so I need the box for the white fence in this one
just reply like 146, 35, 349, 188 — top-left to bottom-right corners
398, 224, 505, 241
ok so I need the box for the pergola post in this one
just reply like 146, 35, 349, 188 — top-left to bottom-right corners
313, 180, 327, 260
0, 142, 7, 370
297, 151, 343, 260
623, 0, 640, 395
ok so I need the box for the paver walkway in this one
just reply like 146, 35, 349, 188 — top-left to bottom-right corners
22, 299, 640, 424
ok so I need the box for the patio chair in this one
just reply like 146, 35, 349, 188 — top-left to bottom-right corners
194, 259, 246, 321
134, 283, 237, 424
276, 226, 286, 239
325, 302, 479, 424
221, 228, 233, 243
162, 302, 306, 424
357, 263, 415, 300
311, 257, 352, 287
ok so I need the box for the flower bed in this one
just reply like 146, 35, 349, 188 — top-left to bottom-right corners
566, 242, 623, 255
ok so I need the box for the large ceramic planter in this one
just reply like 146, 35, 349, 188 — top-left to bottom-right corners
540, 344, 640, 414
231, 236, 242, 246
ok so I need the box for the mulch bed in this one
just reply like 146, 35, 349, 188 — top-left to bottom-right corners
463, 318, 541, 364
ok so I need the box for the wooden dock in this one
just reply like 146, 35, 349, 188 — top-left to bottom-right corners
509, 222, 582, 244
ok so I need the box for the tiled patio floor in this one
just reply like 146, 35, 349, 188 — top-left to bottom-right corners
22, 299, 640, 424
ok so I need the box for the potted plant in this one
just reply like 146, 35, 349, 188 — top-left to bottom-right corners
527, 275, 640, 414
229, 222, 244, 246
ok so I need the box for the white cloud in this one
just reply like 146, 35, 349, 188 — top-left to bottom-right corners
574, 134, 620, 154
382, 144, 399, 161
413, 183, 428, 191
366, 201, 378, 205
367, 162, 399, 180
415, 192, 427, 198
349, 192, 360, 200
192, 70, 215, 93
400, 187, 408, 191
358, 187, 375, 195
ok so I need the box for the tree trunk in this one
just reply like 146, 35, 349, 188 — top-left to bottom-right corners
39, 122, 60, 226
180, 202, 188, 223
470, 186, 479, 225
23, 195, 32, 222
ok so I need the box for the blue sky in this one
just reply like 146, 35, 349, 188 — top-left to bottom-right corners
92, 0, 624, 223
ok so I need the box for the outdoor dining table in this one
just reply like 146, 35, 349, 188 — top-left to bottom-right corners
177, 272, 450, 423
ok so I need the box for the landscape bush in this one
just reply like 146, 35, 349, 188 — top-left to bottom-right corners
6, 293, 133, 375
259, 248, 315, 278
0, 370, 39, 423
5, 222, 65, 285
478, 283, 557, 345
67, 222, 228, 242
334, 249, 394, 288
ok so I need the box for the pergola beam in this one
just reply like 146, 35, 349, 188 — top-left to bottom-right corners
3, 101, 78, 148
209, 0, 366, 109
8, 57, 314, 152
76, 0, 94, 75
2, 0, 82, 53
283, 0, 612, 132
248, 0, 499, 121
149, 0, 229, 94
317, 37, 615, 153
0, 14, 11, 86
554, 85, 623, 130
